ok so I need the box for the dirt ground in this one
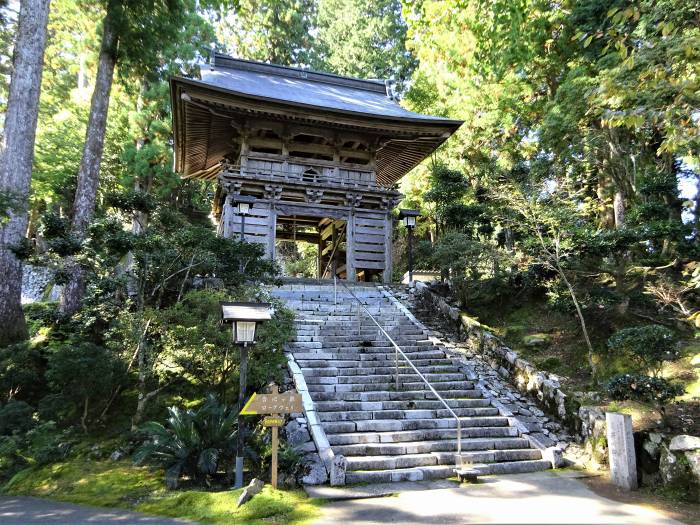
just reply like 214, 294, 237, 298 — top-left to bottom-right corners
581, 472, 698, 525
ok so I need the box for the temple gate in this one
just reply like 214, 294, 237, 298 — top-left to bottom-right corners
170, 54, 462, 282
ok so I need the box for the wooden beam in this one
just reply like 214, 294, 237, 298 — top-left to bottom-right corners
275, 231, 320, 243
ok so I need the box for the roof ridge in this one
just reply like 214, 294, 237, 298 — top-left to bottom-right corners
212, 53, 389, 95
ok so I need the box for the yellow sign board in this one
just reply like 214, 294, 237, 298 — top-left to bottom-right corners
240, 389, 302, 415
263, 416, 284, 427
241, 384, 300, 489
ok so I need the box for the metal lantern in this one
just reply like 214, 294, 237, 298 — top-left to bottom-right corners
398, 209, 420, 283
220, 302, 272, 345
220, 301, 272, 489
399, 208, 419, 229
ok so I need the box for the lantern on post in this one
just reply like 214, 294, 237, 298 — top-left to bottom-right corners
232, 195, 256, 241
399, 209, 420, 283
220, 301, 272, 488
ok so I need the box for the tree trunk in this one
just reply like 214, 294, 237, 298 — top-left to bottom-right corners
0, 0, 51, 346
60, 11, 118, 315
613, 190, 625, 228
558, 266, 597, 379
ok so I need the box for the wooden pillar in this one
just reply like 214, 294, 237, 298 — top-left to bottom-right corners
383, 213, 393, 284
317, 225, 322, 279
221, 197, 232, 238
267, 205, 277, 260
346, 211, 356, 281
331, 223, 338, 278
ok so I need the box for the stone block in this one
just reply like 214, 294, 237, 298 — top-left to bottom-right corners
670, 434, 700, 452
330, 454, 347, 486
302, 454, 328, 485
237, 478, 264, 507
606, 412, 638, 490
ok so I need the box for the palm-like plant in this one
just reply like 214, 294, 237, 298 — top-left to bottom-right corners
134, 395, 238, 488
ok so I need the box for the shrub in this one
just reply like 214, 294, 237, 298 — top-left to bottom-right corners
0, 400, 35, 435
24, 421, 72, 466
0, 435, 24, 481
607, 325, 680, 376
606, 373, 684, 405
0, 343, 45, 404
45, 343, 125, 431
134, 395, 238, 488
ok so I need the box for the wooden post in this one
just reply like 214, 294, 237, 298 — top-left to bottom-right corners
346, 212, 356, 281
383, 213, 393, 283
268, 205, 277, 260
317, 224, 322, 279
331, 222, 338, 278
269, 383, 280, 489
235, 343, 248, 488
271, 420, 279, 489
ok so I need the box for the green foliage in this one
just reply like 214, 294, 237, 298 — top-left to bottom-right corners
144, 289, 292, 397
0, 401, 35, 436
3, 457, 321, 524
0, 420, 72, 482
135, 485, 323, 524
606, 374, 685, 405
44, 343, 125, 429
213, 0, 316, 65
134, 395, 238, 488
2, 458, 164, 507
259, 441, 308, 484
607, 326, 681, 377
314, 0, 415, 91
0, 343, 45, 405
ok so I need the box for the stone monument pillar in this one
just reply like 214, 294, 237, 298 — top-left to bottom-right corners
606, 412, 638, 490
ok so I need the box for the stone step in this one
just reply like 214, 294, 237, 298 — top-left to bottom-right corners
344, 465, 454, 484
346, 448, 542, 471
304, 373, 467, 385
292, 345, 442, 355
301, 365, 462, 376
343, 459, 551, 484
333, 437, 531, 456
275, 281, 552, 484
307, 382, 477, 393
310, 389, 484, 402
318, 407, 499, 422
296, 358, 456, 368
314, 398, 493, 412
322, 416, 509, 434
327, 426, 519, 445
292, 350, 448, 361
319, 339, 434, 348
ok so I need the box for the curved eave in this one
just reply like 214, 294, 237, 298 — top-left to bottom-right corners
170, 77, 463, 187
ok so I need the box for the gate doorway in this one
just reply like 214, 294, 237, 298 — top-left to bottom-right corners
275, 215, 347, 279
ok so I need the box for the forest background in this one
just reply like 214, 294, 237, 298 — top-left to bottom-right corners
0, 0, 698, 514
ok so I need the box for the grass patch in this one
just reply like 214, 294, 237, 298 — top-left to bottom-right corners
137, 486, 323, 525
2, 458, 322, 525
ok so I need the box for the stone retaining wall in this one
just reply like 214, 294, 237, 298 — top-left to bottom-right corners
416, 287, 574, 426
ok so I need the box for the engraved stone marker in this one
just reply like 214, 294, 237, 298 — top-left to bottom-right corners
606, 412, 638, 490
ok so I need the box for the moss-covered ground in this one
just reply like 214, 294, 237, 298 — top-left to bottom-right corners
464, 299, 700, 434
2, 458, 322, 525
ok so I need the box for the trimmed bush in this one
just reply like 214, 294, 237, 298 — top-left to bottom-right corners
607, 325, 680, 376
606, 373, 684, 404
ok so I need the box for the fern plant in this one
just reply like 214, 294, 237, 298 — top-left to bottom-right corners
134, 395, 238, 488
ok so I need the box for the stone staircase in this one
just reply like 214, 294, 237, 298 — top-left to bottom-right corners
272, 281, 551, 484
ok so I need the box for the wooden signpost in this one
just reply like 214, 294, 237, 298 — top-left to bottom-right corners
240, 384, 302, 488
